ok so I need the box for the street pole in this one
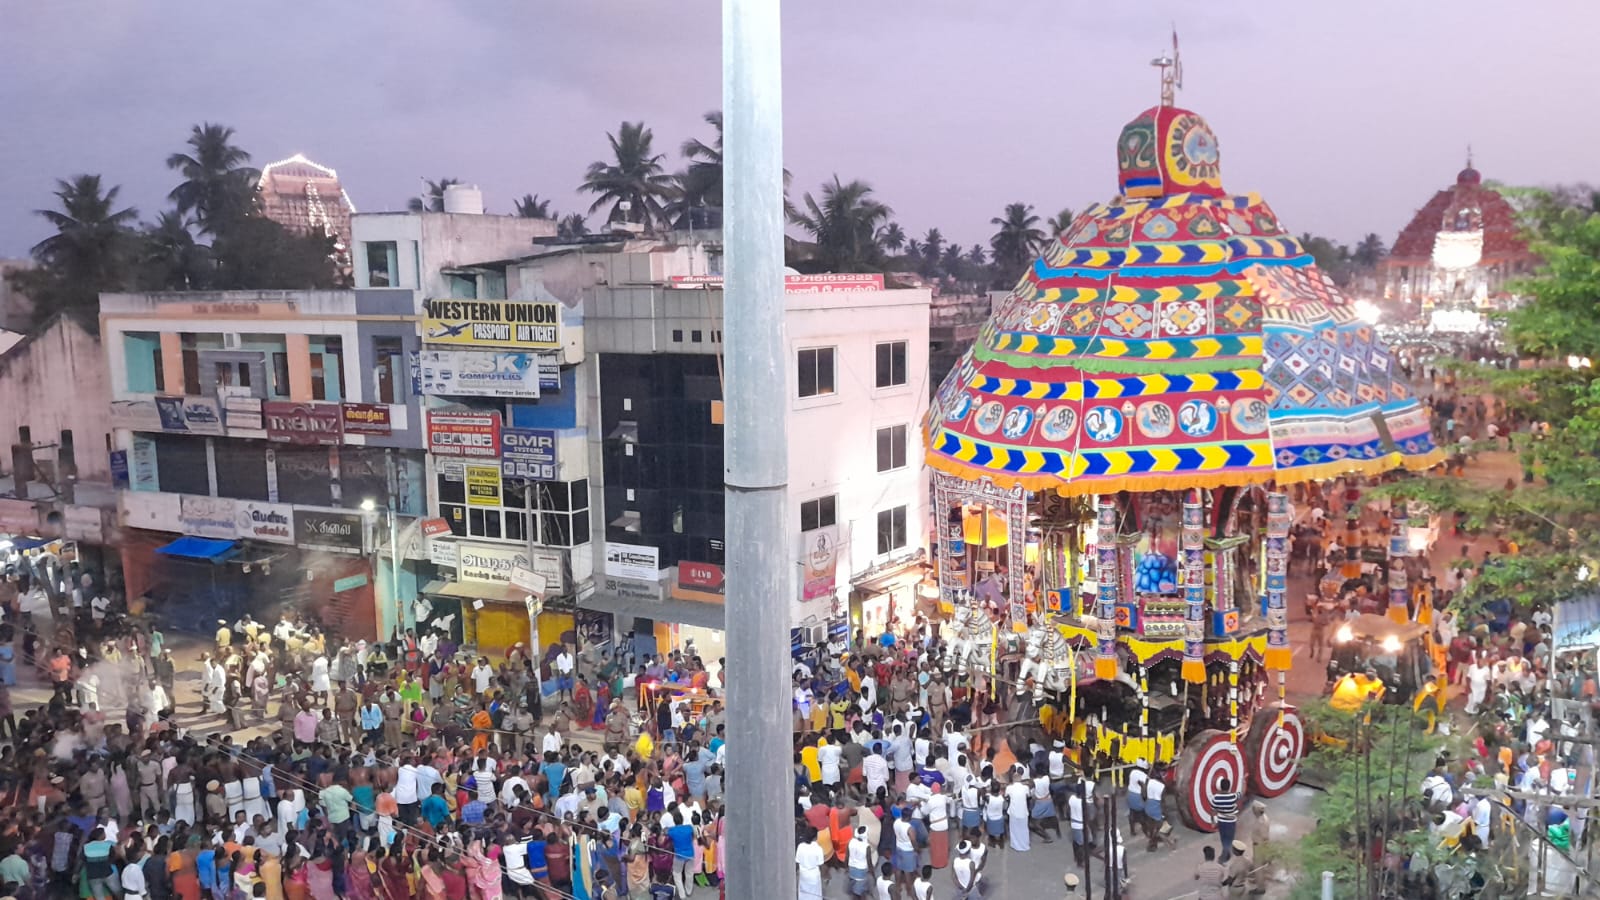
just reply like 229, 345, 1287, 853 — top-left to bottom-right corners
722, 1, 794, 899
388, 502, 400, 641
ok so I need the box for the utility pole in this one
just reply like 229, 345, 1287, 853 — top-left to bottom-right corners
721, 1, 794, 899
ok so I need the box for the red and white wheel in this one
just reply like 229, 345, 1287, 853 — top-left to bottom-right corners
1174, 729, 1248, 832
1245, 704, 1305, 798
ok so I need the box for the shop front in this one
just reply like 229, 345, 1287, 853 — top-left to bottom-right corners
426, 539, 578, 657
848, 557, 928, 642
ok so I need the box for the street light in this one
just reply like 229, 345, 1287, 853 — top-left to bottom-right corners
362, 496, 401, 641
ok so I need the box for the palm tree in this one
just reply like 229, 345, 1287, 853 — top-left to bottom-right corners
903, 238, 922, 260
919, 228, 946, 276
1352, 232, 1388, 269
990, 203, 1047, 283
1048, 207, 1076, 237
409, 178, 459, 213
788, 176, 894, 272
581, 121, 676, 230
165, 123, 258, 232
514, 194, 554, 219
967, 244, 987, 265
138, 211, 211, 290
679, 111, 725, 212
557, 213, 590, 241
879, 222, 907, 254
25, 174, 138, 327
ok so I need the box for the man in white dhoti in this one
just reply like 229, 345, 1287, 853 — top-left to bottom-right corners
206, 658, 227, 715
795, 829, 826, 900
1465, 657, 1490, 715
1005, 772, 1032, 852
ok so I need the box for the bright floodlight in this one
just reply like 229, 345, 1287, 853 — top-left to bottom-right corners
360, 498, 377, 512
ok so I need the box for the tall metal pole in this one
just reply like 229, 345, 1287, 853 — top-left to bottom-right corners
722, 1, 794, 898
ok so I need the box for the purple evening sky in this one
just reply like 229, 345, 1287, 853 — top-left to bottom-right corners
1, 0, 1596, 259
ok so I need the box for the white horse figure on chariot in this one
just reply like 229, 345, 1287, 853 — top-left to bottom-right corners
1019, 623, 1073, 692
945, 600, 997, 677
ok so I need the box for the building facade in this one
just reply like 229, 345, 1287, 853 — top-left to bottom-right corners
100, 289, 427, 640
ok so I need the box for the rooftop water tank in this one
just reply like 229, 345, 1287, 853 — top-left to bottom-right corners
443, 184, 484, 215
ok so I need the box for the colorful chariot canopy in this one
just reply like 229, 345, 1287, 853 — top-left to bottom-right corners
927, 103, 1442, 495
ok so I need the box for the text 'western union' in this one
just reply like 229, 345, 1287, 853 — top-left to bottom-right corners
425, 300, 559, 324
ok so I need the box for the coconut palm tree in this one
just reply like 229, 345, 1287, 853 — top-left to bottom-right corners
165, 123, 258, 232
679, 111, 725, 212
967, 244, 987, 265
879, 222, 907, 254
788, 176, 894, 272
137, 211, 211, 290
1352, 232, 1387, 269
1048, 207, 1076, 237
409, 178, 459, 213
990, 203, 1047, 283
23, 174, 138, 327
918, 228, 946, 276
514, 194, 554, 219
557, 213, 590, 241
581, 121, 676, 230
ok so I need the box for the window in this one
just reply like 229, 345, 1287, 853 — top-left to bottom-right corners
372, 336, 404, 404
180, 333, 201, 395
876, 424, 907, 472
797, 347, 835, 398
366, 241, 399, 287
213, 361, 251, 390
311, 337, 344, 402
800, 495, 837, 532
447, 273, 478, 299
123, 332, 163, 393
271, 353, 291, 398
876, 505, 907, 555
672, 329, 684, 343
875, 340, 908, 388
691, 330, 703, 343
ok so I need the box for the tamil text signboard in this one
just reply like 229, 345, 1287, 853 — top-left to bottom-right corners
341, 403, 392, 436
293, 509, 365, 555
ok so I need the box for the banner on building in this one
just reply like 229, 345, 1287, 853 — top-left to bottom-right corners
501, 428, 558, 480
219, 388, 263, 431
262, 401, 344, 445
801, 525, 840, 602
672, 561, 726, 602
427, 411, 501, 459
419, 518, 452, 538
418, 350, 542, 399
109, 451, 129, 489
466, 464, 502, 507
667, 273, 885, 293
109, 399, 163, 431
458, 542, 535, 584
155, 396, 225, 435
293, 509, 365, 555
130, 436, 159, 491
235, 501, 295, 545
537, 355, 561, 392
604, 542, 661, 581
179, 495, 236, 539
341, 403, 392, 436
422, 299, 561, 350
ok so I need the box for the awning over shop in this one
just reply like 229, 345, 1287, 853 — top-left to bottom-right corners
3, 537, 51, 551
422, 579, 515, 603
155, 537, 239, 561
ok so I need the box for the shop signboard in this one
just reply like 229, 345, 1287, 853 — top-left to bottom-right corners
603, 542, 661, 581
419, 518, 452, 538
130, 436, 159, 491
179, 495, 237, 539
672, 561, 725, 602
501, 428, 557, 480
422, 299, 561, 350
465, 464, 502, 507
418, 350, 541, 399
61, 506, 106, 543
341, 403, 392, 436
510, 564, 546, 597
667, 273, 885, 293
109, 399, 163, 431
427, 411, 501, 459
428, 538, 458, 569
458, 542, 526, 583
538, 355, 561, 391
220, 388, 263, 431
801, 525, 840, 602
602, 576, 665, 604
155, 396, 226, 435
119, 492, 182, 533
293, 509, 365, 555
109, 451, 129, 489
235, 501, 295, 545
262, 401, 344, 445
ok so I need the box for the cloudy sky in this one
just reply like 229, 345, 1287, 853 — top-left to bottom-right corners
2, 0, 1596, 258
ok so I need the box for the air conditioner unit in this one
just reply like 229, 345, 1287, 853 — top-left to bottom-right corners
222, 333, 242, 350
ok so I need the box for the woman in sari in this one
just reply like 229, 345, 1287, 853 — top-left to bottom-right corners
464, 839, 504, 900
283, 851, 310, 900
410, 703, 430, 744
416, 851, 447, 900
437, 856, 468, 900
572, 678, 594, 730
376, 846, 411, 900
471, 704, 494, 754
169, 834, 202, 900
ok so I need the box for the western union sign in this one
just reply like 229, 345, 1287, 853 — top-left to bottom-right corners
423, 299, 561, 350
